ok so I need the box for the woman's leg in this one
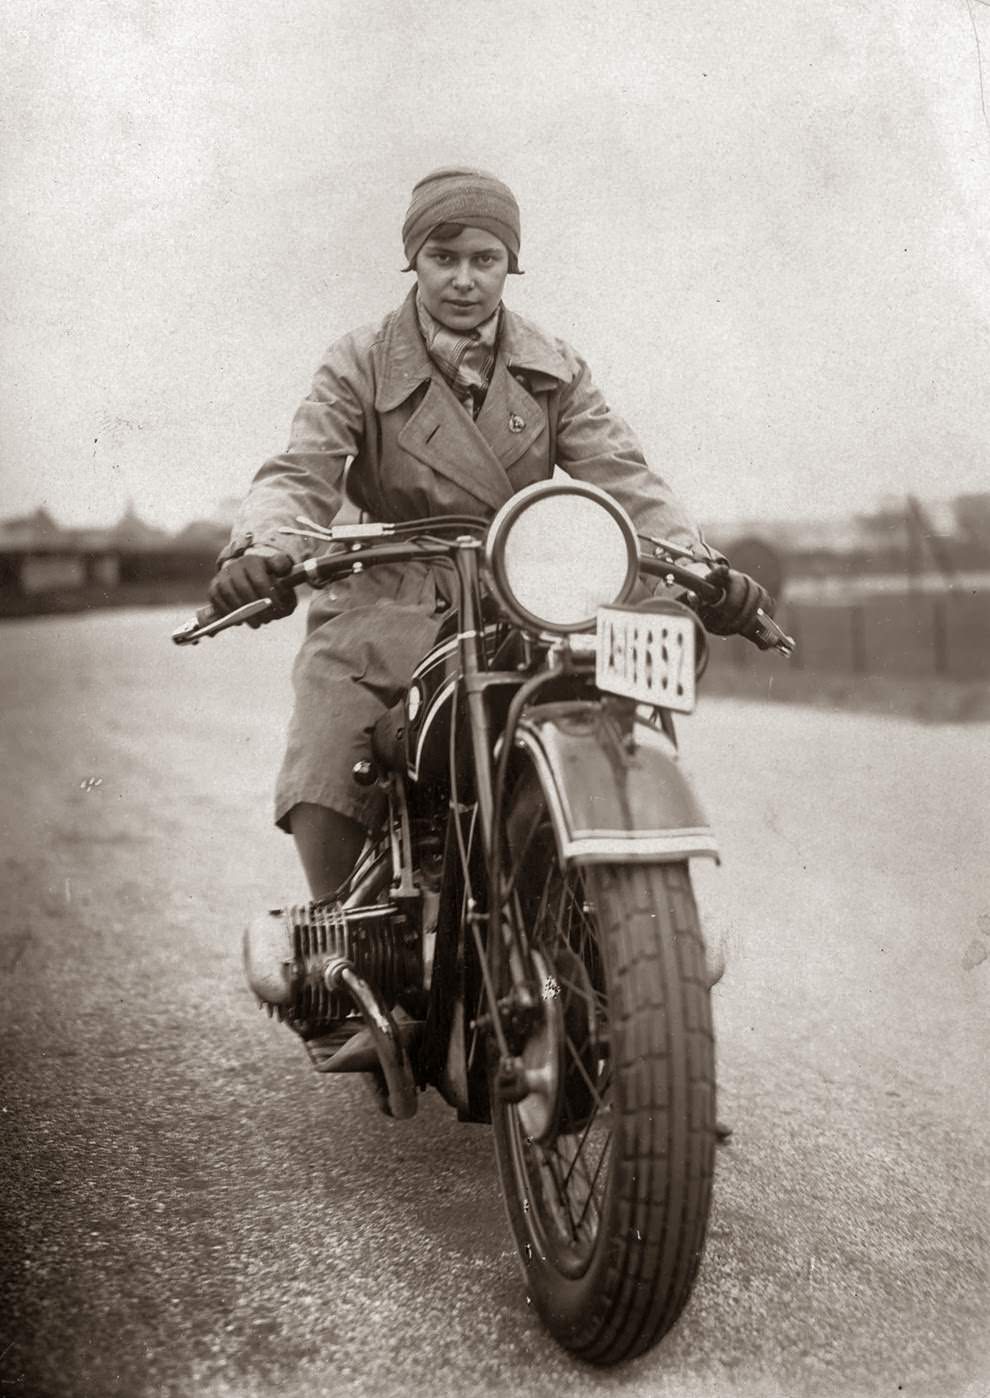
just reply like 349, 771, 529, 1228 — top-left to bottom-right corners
288, 802, 367, 901
276, 593, 445, 899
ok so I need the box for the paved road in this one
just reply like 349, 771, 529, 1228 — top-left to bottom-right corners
1, 607, 987, 1398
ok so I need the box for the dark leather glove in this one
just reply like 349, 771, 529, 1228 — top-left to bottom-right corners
698, 564, 773, 638
208, 550, 296, 628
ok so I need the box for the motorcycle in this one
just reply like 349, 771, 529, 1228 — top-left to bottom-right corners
173, 479, 793, 1365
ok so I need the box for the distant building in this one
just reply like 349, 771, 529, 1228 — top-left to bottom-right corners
0, 507, 62, 547
0, 508, 117, 594
170, 519, 229, 554
108, 501, 169, 550
0, 504, 162, 599
708, 492, 990, 601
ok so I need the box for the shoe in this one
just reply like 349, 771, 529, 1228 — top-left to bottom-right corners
705, 946, 727, 989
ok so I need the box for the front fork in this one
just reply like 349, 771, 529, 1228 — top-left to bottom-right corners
446, 546, 546, 1106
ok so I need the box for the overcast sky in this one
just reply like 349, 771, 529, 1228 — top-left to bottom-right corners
3, 0, 988, 531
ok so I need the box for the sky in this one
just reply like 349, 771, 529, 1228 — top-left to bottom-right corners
2, 0, 989, 532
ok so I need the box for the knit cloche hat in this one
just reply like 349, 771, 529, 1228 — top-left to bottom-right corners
402, 166, 522, 273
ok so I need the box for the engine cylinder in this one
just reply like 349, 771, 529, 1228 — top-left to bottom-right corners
243, 901, 421, 1033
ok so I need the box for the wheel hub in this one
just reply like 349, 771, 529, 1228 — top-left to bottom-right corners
514, 953, 564, 1143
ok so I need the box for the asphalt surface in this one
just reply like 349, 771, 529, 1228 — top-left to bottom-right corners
1, 606, 987, 1398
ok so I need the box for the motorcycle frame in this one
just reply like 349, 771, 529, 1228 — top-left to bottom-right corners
175, 519, 742, 1114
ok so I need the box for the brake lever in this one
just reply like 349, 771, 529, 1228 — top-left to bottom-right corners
172, 596, 274, 645
640, 551, 796, 658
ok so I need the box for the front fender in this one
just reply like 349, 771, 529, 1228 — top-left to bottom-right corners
511, 701, 718, 866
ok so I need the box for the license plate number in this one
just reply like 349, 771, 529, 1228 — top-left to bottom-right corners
595, 607, 696, 713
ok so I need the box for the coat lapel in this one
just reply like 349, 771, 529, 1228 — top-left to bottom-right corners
396, 378, 515, 513
475, 359, 546, 470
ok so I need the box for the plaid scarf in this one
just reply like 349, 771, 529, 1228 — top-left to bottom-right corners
415, 292, 501, 417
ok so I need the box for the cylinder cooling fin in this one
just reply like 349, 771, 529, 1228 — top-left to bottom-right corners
243, 900, 422, 1035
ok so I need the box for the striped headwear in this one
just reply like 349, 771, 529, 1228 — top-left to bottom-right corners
402, 166, 521, 273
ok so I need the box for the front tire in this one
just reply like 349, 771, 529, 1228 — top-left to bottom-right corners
492, 789, 716, 1365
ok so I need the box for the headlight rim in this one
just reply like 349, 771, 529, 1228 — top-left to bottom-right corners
484, 480, 640, 636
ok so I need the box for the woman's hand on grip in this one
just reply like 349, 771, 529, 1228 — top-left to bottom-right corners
209, 550, 296, 628
698, 563, 773, 640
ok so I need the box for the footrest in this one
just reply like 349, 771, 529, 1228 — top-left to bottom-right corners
318, 1019, 424, 1075
301, 1019, 363, 1072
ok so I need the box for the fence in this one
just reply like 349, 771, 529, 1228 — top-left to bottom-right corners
710, 590, 990, 682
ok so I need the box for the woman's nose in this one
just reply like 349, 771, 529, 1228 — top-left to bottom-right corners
452, 261, 474, 289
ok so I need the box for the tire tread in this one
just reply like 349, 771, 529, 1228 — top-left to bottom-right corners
575, 861, 714, 1363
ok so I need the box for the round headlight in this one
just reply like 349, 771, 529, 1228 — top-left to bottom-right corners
485, 481, 639, 635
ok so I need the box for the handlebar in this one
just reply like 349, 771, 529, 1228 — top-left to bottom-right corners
172, 520, 796, 657
636, 554, 795, 656
172, 535, 462, 645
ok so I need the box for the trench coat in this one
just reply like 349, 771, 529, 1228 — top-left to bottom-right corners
222, 287, 710, 831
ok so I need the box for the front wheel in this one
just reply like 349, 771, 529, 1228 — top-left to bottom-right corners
491, 798, 715, 1365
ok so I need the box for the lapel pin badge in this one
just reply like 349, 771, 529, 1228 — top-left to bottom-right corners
508, 413, 525, 433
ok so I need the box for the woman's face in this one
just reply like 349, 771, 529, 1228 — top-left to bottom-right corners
415, 226, 509, 331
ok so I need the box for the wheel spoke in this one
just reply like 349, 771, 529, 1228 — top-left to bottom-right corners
560, 1079, 611, 1189
558, 876, 593, 939
574, 1129, 612, 1234
564, 1034, 606, 1109
500, 798, 624, 1267
540, 1143, 581, 1242
549, 1123, 609, 1240
514, 854, 614, 1258
500, 802, 546, 902
555, 883, 607, 1008
552, 967, 607, 1021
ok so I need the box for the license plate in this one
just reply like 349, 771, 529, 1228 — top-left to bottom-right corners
595, 606, 696, 713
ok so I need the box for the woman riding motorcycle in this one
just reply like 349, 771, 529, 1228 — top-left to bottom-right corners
210, 165, 770, 903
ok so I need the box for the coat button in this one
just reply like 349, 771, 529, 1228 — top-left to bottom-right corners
508, 413, 525, 433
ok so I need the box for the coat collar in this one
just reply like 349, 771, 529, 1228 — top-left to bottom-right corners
498, 304, 573, 388
375, 286, 573, 412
